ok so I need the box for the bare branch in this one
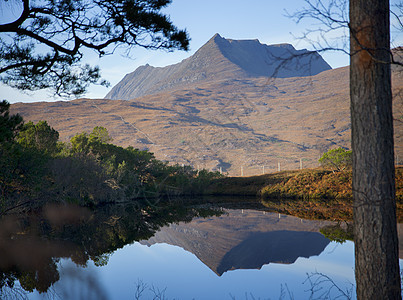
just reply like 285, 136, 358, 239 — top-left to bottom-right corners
0, 0, 30, 32
289, 0, 403, 67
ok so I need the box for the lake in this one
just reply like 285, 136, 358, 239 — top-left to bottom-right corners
0, 201, 400, 299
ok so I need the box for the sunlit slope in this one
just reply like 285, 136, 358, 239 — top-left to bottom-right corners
11, 66, 403, 175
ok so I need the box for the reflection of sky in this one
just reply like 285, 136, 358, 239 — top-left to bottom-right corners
26, 238, 403, 300
27, 240, 360, 300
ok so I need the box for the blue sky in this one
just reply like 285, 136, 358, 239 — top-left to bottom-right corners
1, 0, 401, 103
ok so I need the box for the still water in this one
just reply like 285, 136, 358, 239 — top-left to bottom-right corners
0, 202, 397, 299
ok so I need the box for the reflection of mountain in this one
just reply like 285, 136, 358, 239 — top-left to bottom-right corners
141, 209, 331, 275
217, 231, 329, 275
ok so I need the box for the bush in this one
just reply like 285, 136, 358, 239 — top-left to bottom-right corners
319, 147, 352, 172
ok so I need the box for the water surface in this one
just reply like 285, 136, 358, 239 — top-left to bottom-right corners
0, 202, 388, 299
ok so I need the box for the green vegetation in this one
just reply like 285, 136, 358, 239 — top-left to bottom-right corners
0, 101, 222, 214
320, 222, 354, 243
16, 121, 59, 154
203, 173, 278, 196
205, 167, 402, 202
319, 147, 352, 172
0, 100, 227, 295
0, 101, 23, 143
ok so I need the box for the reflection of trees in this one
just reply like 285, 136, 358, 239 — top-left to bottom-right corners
261, 198, 353, 221
320, 222, 354, 244
0, 203, 222, 295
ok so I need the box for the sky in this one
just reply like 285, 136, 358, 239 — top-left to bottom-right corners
1, 0, 401, 103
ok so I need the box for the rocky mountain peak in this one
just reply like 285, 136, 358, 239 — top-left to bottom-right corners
105, 34, 332, 100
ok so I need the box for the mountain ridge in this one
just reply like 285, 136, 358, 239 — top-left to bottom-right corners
105, 33, 332, 100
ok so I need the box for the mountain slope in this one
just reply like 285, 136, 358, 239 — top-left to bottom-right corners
105, 34, 331, 100
11, 67, 403, 176
10, 34, 402, 176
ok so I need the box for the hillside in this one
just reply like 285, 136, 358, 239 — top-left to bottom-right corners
10, 35, 403, 176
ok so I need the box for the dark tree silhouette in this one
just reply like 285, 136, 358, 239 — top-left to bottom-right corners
0, 100, 23, 143
0, 0, 189, 96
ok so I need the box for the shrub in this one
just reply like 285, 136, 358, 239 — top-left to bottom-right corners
319, 147, 352, 172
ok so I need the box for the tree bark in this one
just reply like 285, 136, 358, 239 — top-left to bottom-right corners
350, 0, 401, 298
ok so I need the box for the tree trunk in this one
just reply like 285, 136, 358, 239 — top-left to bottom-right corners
350, 0, 401, 298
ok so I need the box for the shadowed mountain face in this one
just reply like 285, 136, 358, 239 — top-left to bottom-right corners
141, 209, 331, 276
214, 35, 331, 78
105, 34, 331, 100
217, 230, 329, 275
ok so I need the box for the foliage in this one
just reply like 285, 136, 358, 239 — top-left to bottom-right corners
89, 126, 112, 144
0, 0, 189, 97
0, 118, 59, 209
0, 100, 23, 143
319, 147, 352, 172
50, 154, 114, 206
205, 167, 402, 207
320, 222, 354, 243
204, 167, 402, 221
65, 127, 225, 203
69, 132, 90, 154
0, 101, 48, 210
16, 120, 59, 155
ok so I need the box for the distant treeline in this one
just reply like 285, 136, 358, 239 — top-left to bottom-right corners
0, 100, 222, 214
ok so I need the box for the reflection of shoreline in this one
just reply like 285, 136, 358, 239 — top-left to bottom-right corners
141, 209, 331, 275
0, 203, 222, 295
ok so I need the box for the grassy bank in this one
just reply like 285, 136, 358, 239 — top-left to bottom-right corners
206, 167, 402, 200
205, 167, 403, 221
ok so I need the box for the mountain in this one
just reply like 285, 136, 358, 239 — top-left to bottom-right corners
140, 209, 331, 276
105, 34, 332, 100
10, 36, 403, 175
